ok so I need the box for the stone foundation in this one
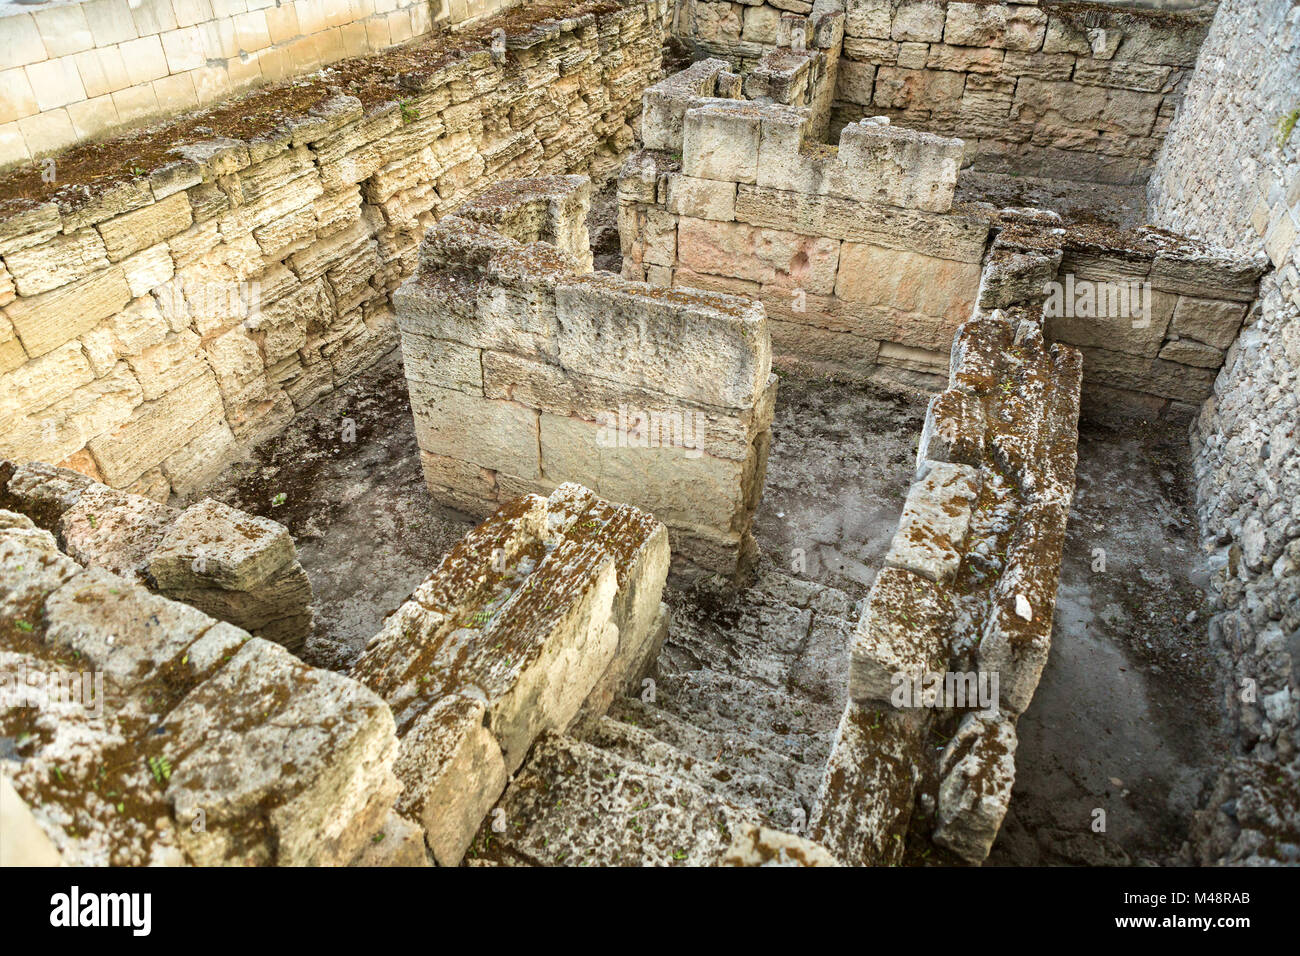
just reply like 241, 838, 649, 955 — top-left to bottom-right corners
1146, 0, 1300, 865
810, 233, 1083, 865
393, 174, 776, 579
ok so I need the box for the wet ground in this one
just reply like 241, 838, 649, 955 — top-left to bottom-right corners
989, 418, 1226, 866
199, 355, 1225, 865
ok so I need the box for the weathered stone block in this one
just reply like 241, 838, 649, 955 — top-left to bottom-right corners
149, 497, 295, 592
682, 100, 764, 184
166, 638, 399, 866
884, 461, 980, 583
849, 566, 953, 706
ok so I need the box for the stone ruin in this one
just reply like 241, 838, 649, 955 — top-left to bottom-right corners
1, 0, 1298, 868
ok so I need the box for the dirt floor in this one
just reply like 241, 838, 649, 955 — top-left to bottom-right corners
199, 355, 1226, 865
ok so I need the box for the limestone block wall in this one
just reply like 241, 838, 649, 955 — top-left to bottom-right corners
994, 212, 1268, 421
0, 0, 442, 167
0, 0, 671, 504
830, 0, 1214, 184
678, 0, 845, 69
394, 175, 776, 579
0, 0, 550, 167
1145, 0, 1300, 865
0, 507, 400, 866
0, 458, 315, 651
349, 482, 670, 865
810, 252, 1083, 865
621, 90, 991, 387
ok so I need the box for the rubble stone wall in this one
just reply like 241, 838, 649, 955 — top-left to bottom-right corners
811, 239, 1083, 865
394, 175, 776, 579
620, 86, 990, 387
0, 458, 315, 652
0, 0, 539, 168
1146, 0, 1300, 865
0, 0, 671, 504
829, 0, 1214, 184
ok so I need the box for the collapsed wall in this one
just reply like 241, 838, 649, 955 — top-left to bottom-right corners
829, 0, 1213, 184
1146, 0, 1300, 865
0, 508, 400, 866
0, 458, 314, 652
1, 479, 687, 866
394, 174, 776, 579
0, 0, 671, 504
810, 228, 1083, 865
349, 482, 670, 865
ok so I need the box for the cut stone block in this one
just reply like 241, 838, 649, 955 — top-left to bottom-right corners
884, 461, 980, 583
932, 710, 1018, 864
148, 498, 295, 592
165, 638, 399, 866
393, 693, 508, 867
849, 566, 954, 706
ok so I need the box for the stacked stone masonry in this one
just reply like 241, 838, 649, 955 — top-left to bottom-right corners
1146, 0, 1300, 866
622, 61, 1264, 415
0, 0, 672, 503
810, 237, 1083, 865
394, 174, 777, 579
0, 506, 400, 866
0, 0, 538, 167
621, 75, 982, 389
0, 458, 315, 651
827, 0, 1214, 185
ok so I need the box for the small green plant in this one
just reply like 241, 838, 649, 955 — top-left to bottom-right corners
1278, 106, 1300, 148
272, 492, 287, 507
399, 99, 420, 124
14, 619, 33, 632
148, 754, 172, 786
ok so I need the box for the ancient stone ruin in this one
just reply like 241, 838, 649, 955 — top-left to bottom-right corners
0, 0, 1296, 871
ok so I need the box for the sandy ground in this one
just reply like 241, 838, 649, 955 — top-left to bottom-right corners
200, 353, 1225, 865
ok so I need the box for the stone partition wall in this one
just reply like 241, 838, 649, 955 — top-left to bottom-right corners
350, 482, 669, 865
620, 88, 993, 387
1145, 0, 1300, 865
810, 244, 1083, 866
1018, 214, 1266, 421
830, 0, 1213, 184
0, 0, 671, 504
394, 175, 776, 579
0, 458, 315, 651
0, 0, 543, 167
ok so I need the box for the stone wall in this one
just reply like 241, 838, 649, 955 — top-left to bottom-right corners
0, 0, 671, 504
1, 479, 673, 865
0, 506, 400, 866
1146, 0, 1300, 865
0, 0, 550, 168
810, 243, 1083, 865
1028, 214, 1266, 421
350, 482, 668, 865
394, 175, 776, 579
830, 0, 1214, 184
620, 84, 990, 387
0, 459, 315, 651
